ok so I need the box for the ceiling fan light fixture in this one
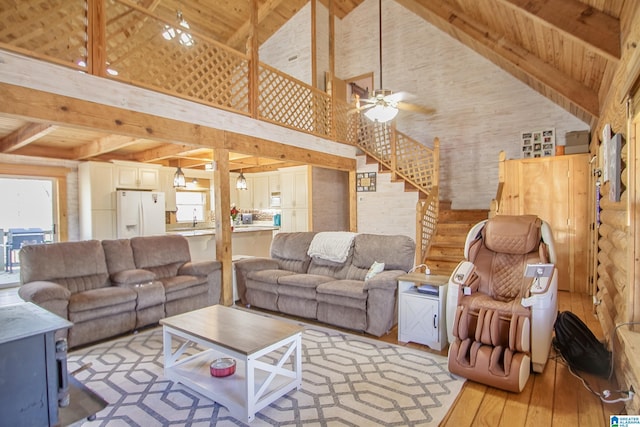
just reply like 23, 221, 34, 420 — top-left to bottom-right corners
236, 171, 248, 190
364, 104, 399, 123
173, 166, 186, 188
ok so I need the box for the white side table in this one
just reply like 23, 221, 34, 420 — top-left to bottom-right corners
397, 273, 449, 351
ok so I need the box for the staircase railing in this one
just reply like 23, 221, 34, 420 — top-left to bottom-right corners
354, 117, 440, 265
489, 151, 507, 218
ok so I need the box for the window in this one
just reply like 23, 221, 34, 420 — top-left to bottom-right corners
175, 191, 206, 223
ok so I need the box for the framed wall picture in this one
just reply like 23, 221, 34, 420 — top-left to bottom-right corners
356, 172, 376, 192
521, 128, 555, 158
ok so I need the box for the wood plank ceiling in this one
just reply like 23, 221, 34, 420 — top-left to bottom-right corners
0, 0, 625, 171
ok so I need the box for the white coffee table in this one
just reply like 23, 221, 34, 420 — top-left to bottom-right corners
160, 305, 303, 422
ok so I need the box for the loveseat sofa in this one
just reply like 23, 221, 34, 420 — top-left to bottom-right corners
18, 234, 221, 348
234, 232, 415, 336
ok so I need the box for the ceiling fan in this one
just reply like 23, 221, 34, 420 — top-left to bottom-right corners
358, 0, 436, 123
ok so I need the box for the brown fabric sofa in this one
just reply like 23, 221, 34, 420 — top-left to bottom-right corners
18, 234, 221, 348
235, 232, 415, 337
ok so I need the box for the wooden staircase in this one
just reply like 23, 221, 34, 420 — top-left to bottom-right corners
424, 203, 489, 276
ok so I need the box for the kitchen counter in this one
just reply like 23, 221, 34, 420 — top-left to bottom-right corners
165, 225, 278, 261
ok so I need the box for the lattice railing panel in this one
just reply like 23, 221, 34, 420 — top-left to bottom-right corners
357, 118, 392, 162
333, 99, 358, 144
417, 189, 439, 264
258, 64, 332, 137
105, 2, 249, 114
0, 0, 86, 68
395, 130, 437, 192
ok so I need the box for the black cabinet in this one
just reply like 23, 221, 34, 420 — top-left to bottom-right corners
0, 303, 72, 426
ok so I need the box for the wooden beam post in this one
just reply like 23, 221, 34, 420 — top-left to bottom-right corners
213, 149, 233, 306
87, 0, 107, 77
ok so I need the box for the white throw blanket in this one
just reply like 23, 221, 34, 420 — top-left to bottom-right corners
307, 232, 356, 263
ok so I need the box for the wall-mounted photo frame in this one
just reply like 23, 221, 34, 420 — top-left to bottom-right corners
521, 128, 555, 158
356, 172, 376, 192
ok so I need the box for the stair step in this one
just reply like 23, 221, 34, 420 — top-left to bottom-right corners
435, 222, 476, 235
426, 260, 459, 276
427, 245, 464, 258
439, 209, 488, 223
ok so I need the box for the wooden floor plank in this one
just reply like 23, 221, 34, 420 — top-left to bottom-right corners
474, 386, 507, 426
524, 356, 556, 426
440, 382, 486, 427
552, 360, 580, 426
497, 374, 534, 427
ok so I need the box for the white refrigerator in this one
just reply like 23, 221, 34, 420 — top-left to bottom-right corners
116, 190, 166, 238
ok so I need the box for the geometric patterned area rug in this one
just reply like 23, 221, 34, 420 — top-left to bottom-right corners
68, 323, 464, 426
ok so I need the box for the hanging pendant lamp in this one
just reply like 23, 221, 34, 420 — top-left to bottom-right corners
236, 171, 247, 190
173, 166, 186, 188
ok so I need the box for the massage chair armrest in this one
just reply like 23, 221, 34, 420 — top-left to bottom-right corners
179, 260, 222, 277
521, 268, 558, 309
364, 270, 405, 291
19, 280, 71, 304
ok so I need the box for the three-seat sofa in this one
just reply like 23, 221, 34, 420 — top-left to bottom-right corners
234, 231, 415, 337
18, 234, 221, 348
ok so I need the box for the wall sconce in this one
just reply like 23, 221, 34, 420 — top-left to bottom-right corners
173, 166, 186, 188
236, 171, 247, 190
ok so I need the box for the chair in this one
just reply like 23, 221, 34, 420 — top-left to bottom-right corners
5, 228, 45, 273
445, 215, 558, 392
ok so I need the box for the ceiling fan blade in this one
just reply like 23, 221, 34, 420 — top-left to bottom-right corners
397, 101, 436, 115
385, 91, 410, 103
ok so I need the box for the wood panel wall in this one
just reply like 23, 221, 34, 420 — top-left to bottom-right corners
591, 1, 640, 415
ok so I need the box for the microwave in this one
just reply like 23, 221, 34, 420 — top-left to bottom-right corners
270, 192, 281, 208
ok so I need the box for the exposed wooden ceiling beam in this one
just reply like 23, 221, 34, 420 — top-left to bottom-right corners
0, 122, 57, 153
129, 143, 202, 163
397, 0, 600, 121
496, 0, 620, 62
73, 134, 139, 160
226, 0, 286, 49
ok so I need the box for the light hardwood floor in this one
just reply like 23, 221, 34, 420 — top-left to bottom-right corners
1, 287, 627, 424
393, 291, 627, 426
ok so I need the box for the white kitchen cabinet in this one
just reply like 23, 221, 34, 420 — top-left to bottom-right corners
252, 175, 270, 210
236, 177, 253, 210
280, 208, 308, 233
269, 173, 280, 195
159, 167, 178, 211
115, 163, 160, 190
280, 166, 308, 209
397, 273, 448, 351
78, 161, 117, 240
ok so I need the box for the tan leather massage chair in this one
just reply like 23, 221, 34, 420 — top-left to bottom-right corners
445, 214, 558, 392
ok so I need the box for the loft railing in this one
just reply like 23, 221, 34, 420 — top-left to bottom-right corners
489, 151, 507, 218
0, 0, 440, 253
0, 0, 361, 143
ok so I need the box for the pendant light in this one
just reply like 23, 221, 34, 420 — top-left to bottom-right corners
173, 164, 186, 188
236, 170, 247, 190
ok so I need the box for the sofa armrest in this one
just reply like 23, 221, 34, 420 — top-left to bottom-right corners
18, 281, 71, 321
179, 260, 222, 277
234, 258, 279, 306
364, 270, 405, 291
19, 280, 71, 304
111, 269, 156, 286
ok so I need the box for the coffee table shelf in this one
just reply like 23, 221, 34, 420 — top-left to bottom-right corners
161, 306, 303, 422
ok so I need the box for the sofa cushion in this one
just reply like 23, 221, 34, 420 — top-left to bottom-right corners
161, 275, 205, 295
111, 269, 156, 286
316, 280, 367, 310
247, 269, 296, 286
347, 234, 415, 280
102, 239, 136, 273
278, 274, 334, 289
131, 235, 191, 277
19, 240, 110, 293
270, 232, 315, 273
68, 286, 137, 313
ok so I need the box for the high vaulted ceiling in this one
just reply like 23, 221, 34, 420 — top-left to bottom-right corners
0, 0, 626, 171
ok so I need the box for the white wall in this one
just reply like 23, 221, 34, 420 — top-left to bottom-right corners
336, 0, 590, 210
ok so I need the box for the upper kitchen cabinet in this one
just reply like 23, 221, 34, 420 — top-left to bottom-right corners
280, 166, 308, 210
113, 161, 160, 190
159, 167, 178, 212
252, 174, 270, 210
